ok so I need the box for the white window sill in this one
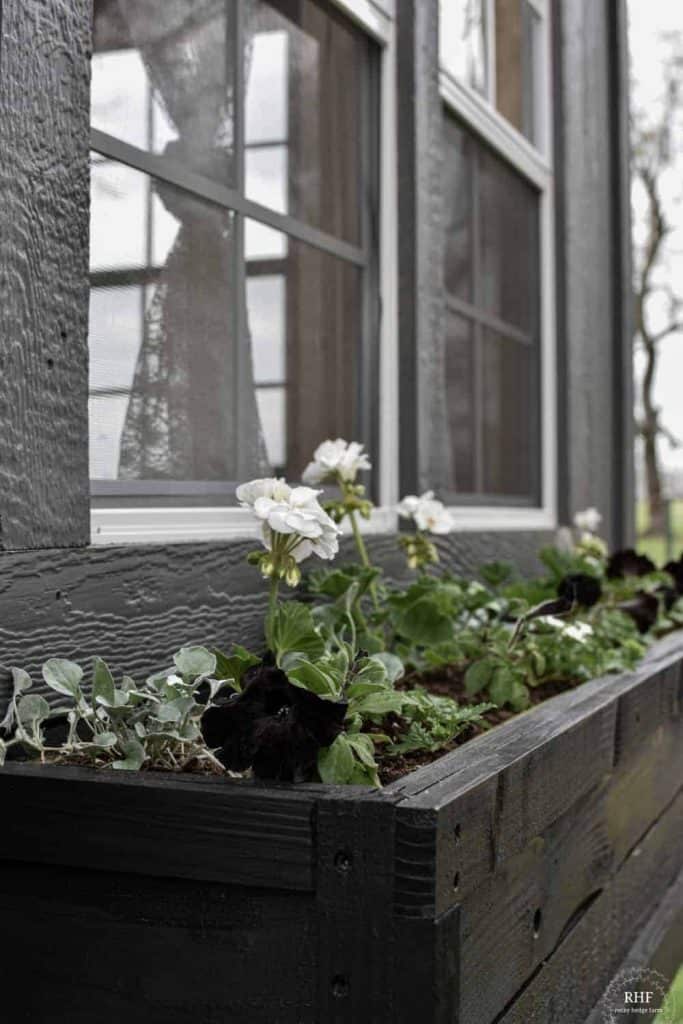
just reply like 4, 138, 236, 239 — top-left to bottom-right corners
90, 506, 399, 546
90, 504, 555, 545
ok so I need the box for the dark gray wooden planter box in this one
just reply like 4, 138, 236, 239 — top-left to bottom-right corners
1, 634, 682, 1024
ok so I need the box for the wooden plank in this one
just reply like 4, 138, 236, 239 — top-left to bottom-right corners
0, 0, 91, 549
495, 789, 683, 1024
585, 867, 683, 1024
390, 634, 683, 918
0, 762, 317, 891
315, 792, 397, 1023
0, 861, 318, 1024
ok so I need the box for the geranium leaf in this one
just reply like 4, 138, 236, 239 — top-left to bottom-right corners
266, 601, 326, 665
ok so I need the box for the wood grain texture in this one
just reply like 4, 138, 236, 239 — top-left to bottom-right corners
0, 531, 549, 709
0, 761, 317, 891
0, 861, 319, 1024
555, 0, 625, 547
495, 789, 683, 1024
585, 867, 683, 1024
0, 0, 91, 550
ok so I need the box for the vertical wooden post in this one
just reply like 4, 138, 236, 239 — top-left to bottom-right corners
0, 0, 91, 550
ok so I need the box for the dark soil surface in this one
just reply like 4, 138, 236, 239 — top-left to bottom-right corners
377, 666, 578, 785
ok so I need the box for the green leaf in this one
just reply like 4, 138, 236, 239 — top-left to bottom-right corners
92, 731, 118, 749
266, 601, 326, 665
112, 738, 146, 771
317, 734, 355, 784
16, 694, 50, 727
155, 696, 195, 723
213, 645, 260, 690
346, 732, 378, 769
394, 596, 454, 646
369, 652, 404, 684
464, 657, 498, 696
10, 667, 32, 695
173, 646, 217, 680
489, 668, 529, 710
42, 659, 83, 699
92, 658, 116, 707
349, 690, 404, 717
286, 658, 338, 698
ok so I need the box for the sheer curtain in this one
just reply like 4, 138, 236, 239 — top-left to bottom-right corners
111, 0, 269, 481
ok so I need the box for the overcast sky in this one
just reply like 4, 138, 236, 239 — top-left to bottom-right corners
629, 1, 683, 480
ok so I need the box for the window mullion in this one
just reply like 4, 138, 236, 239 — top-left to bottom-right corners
233, 0, 249, 478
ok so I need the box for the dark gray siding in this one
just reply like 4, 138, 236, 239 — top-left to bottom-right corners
554, 0, 634, 547
0, 0, 91, 550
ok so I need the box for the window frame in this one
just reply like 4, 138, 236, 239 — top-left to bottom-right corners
438, 0, 557, 531
90, 0, 399, 544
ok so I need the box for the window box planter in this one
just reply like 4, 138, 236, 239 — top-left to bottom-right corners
1, 632, 682, 1024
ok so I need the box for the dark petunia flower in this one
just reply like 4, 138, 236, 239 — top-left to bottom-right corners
616, 591, 659, 634
557, 573, 603, 609
201, 664, 347, 782
663, 557, 683, 596
658, 585, 678, 612
606, 548, 656, 580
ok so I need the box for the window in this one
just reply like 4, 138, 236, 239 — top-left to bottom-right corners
89, 0, 379, 508
438, 0, 555, 520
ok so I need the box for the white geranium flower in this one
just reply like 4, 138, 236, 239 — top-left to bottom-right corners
236, 477, 291, 507
564, 622, 594, 643
573, 507, 602, 534
302, 438, 371, 484
539, 615, 566, 629
248, 484, 340, 563
397, 491, 454, 535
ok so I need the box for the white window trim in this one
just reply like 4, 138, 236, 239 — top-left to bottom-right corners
439, 1, 557, 535
90, 2, 399, 546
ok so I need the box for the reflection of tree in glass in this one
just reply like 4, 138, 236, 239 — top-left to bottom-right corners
632, 30, 683, 534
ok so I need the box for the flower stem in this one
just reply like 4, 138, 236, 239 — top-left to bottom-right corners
349, 509, 380, 612
268, 574, 280, 623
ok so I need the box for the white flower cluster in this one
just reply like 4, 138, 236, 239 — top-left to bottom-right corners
541, 616, 594, 644
397, 491, 454, 535
302, 438, 371, 485
573, 507, 602, 534
237, 478, 339, 563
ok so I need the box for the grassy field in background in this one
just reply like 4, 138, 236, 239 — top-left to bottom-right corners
635, 499, 683, 565
664, 964, 683, 1023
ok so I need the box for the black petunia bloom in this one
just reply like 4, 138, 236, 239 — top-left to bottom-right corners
201, 664, 347, 782
663, 556, 683, 596
557, 573, 603, 609
606, 548, 656, 580
616, 591, 659, 634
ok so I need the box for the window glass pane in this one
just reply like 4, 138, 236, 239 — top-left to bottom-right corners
495, 0, 539, 144
92, 0, 237, 186
245, 0, 366, 245
245, 219, 363, 480
482, 332, 535, 497
88, 158, 271, 484
445, 313, 477, 493
439, 0, 488, 95
246, 276, 286, 384
443, 118, 473, 303
441, 112, 541, 503
479, 143, 540, 334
